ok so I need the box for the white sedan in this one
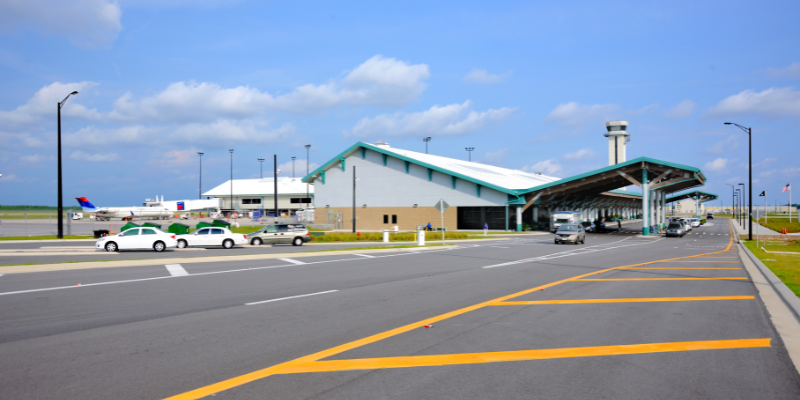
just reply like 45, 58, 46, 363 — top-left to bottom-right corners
96, 227, 177, 252
176, 227, 248, 249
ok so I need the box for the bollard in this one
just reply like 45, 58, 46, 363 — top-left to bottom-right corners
417, 229, 425, 246
383, 231, 389, 243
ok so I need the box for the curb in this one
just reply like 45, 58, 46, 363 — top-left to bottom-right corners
740, 243, 800, 324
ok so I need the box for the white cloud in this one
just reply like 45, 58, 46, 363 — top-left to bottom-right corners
479, 149, 509, 165
0, 173, 21, 182
705, 87, 800, 118
562, 148, 595, 160
703, 158, 730, 173
276, 159, 319, 178
349, 100, 517, 138
0, 0, 122, 48
520, 159, 561, 176
756, 157, 778, 168
0, 82, 102, 129
463, 69, 511, 84
110, 55, 430, 120
545, 102, 619, 126
627, 104, 658, 116
765, 62, 800, 78
664, 100, 696, 120
69, 151, 119, 162
19, 154, 51, 164
705, 135, 739, 155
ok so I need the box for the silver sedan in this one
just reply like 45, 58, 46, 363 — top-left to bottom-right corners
555, 224, 586, 244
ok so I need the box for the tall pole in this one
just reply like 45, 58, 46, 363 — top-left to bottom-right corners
274, 154, 278, 223
197, 152, 204, 199
465, 147, 474, 162
56, 91, 78, 239
748, 127, 752, 240
423, 137, 431, 154
292, 156, 296, 178
229, 149, 234, 215
352, 165, 357, 233
258, 158, 265, 179
305, 145, 311, 208
726, 183, 734, 219
739, 183, 746, 229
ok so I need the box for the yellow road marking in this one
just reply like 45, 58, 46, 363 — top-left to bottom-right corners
162, 219, 739, 400
491, 296, 754, 305
623, 267, 740, 270
278, 339, 771, 374
576, 277, 748, 281
656, 260, 740, 263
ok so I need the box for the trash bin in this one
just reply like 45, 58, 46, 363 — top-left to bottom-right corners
212, 219, 231, 228
93, 229, 109, 238
417, 229, 425, 246
142, 222, 162, 230
120, 222, 140, 232
167, 223, 190, 235
196, 221, 214, 230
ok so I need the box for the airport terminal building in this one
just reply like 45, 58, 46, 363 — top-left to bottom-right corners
202, 177, 313, 217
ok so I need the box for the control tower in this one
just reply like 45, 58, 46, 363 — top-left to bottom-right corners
604, 121, 630, 165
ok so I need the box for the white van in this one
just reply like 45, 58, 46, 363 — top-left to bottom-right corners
551, 211, 583, 232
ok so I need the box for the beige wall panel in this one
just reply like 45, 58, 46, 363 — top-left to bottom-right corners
324, 206, 458, 231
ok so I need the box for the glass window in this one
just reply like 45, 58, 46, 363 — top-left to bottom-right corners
558, 225, 577, 231
196, 229, 209, 235
211, 228, 224, 235
266, 225, 277, 233
242, 199, 251, 204
383, 215, 389, 224
392, 215, 397, 224
122, 229, 139, 236
277, 225, 290, 233
555, 218, 570, 223
291, 224, 306, 231
142, 228, 157, 235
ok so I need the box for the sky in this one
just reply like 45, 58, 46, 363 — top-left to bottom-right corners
0, 0, 798, 208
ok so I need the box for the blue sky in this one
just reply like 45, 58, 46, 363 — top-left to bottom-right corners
1, 0, 798, 208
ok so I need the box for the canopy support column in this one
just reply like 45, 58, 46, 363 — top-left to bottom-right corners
642, 170, 649, 236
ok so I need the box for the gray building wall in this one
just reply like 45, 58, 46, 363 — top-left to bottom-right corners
314, 148, 508, 208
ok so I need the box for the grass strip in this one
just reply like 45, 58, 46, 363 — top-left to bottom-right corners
743, 240, 800, 298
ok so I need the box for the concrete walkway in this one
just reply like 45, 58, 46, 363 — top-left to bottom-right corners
731, 219, 780, 235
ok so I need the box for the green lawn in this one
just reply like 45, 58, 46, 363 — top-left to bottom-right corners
743, 240, 800, 298
755, 218, 800, 233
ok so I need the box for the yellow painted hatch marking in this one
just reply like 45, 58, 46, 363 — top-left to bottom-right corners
575, 277, 748, 281
655, 260, 740, 263
278, 339, 771, 374
491, 296, 754, 305
622, 267, 741, 270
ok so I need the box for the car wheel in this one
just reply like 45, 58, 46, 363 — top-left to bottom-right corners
177, 240, 187, 249
105, 242, 118, 252
293, 237, 303, 246
251, 238, 262, 246
223, 239, 234, 249
153, 241, 166, 252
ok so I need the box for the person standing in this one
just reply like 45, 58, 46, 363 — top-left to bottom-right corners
484, 222, 489, 235
617, 219, 622, 231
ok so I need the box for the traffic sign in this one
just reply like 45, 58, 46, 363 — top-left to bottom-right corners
435, 199, 449, 213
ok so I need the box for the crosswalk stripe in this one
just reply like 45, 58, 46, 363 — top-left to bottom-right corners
165, 264, 188, 276
278, 258, 306, 265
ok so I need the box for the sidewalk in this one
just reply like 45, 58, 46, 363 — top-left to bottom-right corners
731, 220, 780, 236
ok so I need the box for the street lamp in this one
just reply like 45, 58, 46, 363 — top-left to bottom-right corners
725, 183, 735, 221
57, 90, 78, 239
725, 122, 753, 240
423, 137, 431, 154
738, 183, 746, 229
258, 158, 265, 179
465, 147, 474, 162
736, 189, 742, 226
291, 156, 296, 178
229, 149, 234, 215
197, 152, 204, 199
305, 144, 311, 207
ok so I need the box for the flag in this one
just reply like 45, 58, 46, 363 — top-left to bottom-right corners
783, 183, 791, 193
759, 191, 765, 197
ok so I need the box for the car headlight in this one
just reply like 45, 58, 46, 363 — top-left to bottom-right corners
569, 235, 576, 238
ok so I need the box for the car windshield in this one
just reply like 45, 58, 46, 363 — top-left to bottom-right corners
668, 224, 682, 229
555, 219, 570, 223
558, 225, 577, 232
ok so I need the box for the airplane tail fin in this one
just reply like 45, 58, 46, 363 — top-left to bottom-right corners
75, 197, 98, 212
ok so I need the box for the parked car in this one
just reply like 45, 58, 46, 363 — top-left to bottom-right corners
679, 219, 692, 232
176, 227, 248, 249
245, 224, 311, 246
554, 224, 586, 244
689, 217, 701, 227
665, 222, 686, 238
96, 227, 177, 252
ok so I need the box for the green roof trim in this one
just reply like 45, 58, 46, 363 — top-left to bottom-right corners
666, 190, 719, 204
428, 168, 433, 181
361, 148, 366, 159
452, 176, 456, 189
405, 161, 410, 173
339, 158, 346, 171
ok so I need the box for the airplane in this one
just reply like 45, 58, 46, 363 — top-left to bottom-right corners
75, 197, 172, 221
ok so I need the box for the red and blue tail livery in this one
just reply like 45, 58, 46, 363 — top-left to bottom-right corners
75, 197, 98, 212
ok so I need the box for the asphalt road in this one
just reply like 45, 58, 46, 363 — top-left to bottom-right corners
0, 218, 797, 399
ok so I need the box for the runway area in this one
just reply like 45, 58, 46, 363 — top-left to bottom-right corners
0, 218, 797, 399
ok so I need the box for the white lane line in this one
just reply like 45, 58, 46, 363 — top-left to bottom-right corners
277, 258, 305, 265
353, 254, 375, 258
245, 290, 338, 306
165, 264, 189, 276
483, 238, 664, 269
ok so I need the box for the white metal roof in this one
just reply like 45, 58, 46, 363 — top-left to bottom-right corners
202, 177, 314, 197
367, 143, 560, 191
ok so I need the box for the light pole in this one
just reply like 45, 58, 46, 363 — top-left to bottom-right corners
258, 158, 265, 179
57, 90, 79, 239
305, 144, 311, 206
465, 147, 474, 162
736, 189, 742, 226
352, 165, 357, 233
273, 154, 279, 223
292, 156, 296, 178
725, 183, 735, 220
725, 122, 753, 240
738, 183, 746, 229
423, 137, 431, 154
229, 149, 234, 215
197, 152, 204, 199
